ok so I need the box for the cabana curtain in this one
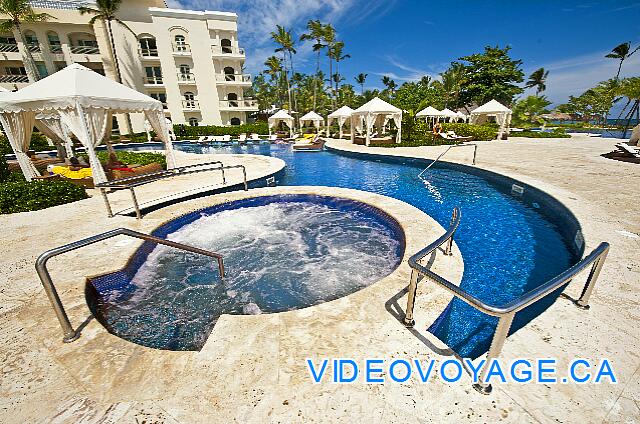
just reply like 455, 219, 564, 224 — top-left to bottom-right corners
0, 111, 38, 180
35, 115, 74, 158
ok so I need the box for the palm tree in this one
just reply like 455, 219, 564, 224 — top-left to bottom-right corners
300, 19, 326, 109
605, 42, 640, 80
79, 0, 135, 84
329, 41, 350, 94
381, 76, 397, 95
437, 64, 465, 107
322, 23, 336, 99
0, 0, 55, 82
355, 73, 367, 94
525, 67, 549, 96
271, 25, 296, 110
264, 55, 283, 106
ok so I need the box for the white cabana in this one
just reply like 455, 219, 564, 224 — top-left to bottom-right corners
327, 105, 354, 138
0, 64, 176, 183
299, 111, 324, 131
416, 106, 443, 120
455, 111, 468, 122
440, 108, 458, 122
469, 99, 512, 139
351, 97, 402, 146
268, 109, 295, 137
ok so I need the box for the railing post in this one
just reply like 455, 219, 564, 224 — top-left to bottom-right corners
403, 269, 420, 328
129, 188, 142, 219
473, 312, 515, 394
242, 167, 248, 191
576, 247, 609, 309
99, 188, 113, 218
35, 256, 80, 343
472, 144, 478, 165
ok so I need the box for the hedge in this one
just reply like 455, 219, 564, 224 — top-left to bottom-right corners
172, 122, 269, 139
441, 123, 498, 141
80, 151, 168, 169
0, 180, 88, 214
517, 128, 571, 138
1, 133, 52, 153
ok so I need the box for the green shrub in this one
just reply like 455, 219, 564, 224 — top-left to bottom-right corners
83, 151, 168, 169
0, 147, 9, 183
172, 122, 269, 140
0, 132, 54, 153
441, 123, 498, 141
517, 128, 571, 138
0, 180, 88, 214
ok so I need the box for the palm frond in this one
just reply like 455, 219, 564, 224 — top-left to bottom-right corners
78, 6, 100, 15
115, 18, 136, 36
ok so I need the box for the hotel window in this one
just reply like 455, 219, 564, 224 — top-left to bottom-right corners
5, 66, 26, 76
188, 117, 198, 126
150, 92, 167, 108
174, 35, 187, 52
145, 66, 162, 84
139, 37, 157, 56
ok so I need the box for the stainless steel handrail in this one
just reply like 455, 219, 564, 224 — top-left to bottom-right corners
35, 228, 225, 343
95, 161, 248, 219
417, 144, 478, 179
404, 208, 609, 394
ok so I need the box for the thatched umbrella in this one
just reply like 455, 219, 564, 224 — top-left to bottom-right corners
541, 112, 573, 121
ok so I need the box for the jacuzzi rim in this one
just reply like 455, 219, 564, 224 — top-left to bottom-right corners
85, 191, 420, 351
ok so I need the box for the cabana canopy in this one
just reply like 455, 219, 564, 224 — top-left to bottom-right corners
327, 105, 353, 138
351, 97, 402, 145
455, 111, 468, 122
0, 64, 176, 183
440, 108, 457, 120
416, 106, 442, 118
299, 111, 324, 130
470, 99, 512, 139
268, 109, 295, 137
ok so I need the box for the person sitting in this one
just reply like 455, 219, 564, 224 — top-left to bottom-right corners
67, 156, 89, 170
432, 122, 443, 135
106, 152, 124, 169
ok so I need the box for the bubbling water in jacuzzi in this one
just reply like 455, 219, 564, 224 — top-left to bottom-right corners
95, 199, 403, 350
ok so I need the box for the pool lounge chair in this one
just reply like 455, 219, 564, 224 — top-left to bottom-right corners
197, 136, 207, 143
293, 136, 325, 151
238, 134, 247, 143
615, 143, 640, 158
249, 133, 261, 141
222, 135, 232, 142
268, 134, 277, 142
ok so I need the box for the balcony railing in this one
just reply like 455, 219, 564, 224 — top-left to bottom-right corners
0, 74, 29, 83
70, 45, 99, 55
0, 43, 19, 52
49, 45, 63, 54
172, 43, 191, 54
143, 76, 164, 85
211, 45, 245, 56
139, 48, 159, 58
182, 100, 200, 110
215, 73, 251, 83
219, 99, 258, 109
177, 72, 196, 83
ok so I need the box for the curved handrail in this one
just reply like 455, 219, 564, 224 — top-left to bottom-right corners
35, 228, 225, 343
403, 207, 609, 394
417, 144, 477, 179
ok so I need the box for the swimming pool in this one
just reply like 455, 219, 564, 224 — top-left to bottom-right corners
99, 142, 581, 358
88, 195, 405, 350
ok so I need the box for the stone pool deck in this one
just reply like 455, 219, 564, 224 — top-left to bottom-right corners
0, 136, 638, 423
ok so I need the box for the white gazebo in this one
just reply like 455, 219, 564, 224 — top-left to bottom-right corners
327, 105, 354, 138
299, 111, 324, 131
455, 111, 468, 122
470, 99, 513, 139
268, 109, 295, 137
416, 106, 443, 121
0, 64, 176, 183
351, 97, 402, 146
440, 108, 458, 122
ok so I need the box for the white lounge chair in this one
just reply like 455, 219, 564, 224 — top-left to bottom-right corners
268, 134, 277, 142
238, 134, 247, 143
616, 143, 640, 158
222, 135, 231, 142
197, 136, 207, 143
250, 133, 261, 141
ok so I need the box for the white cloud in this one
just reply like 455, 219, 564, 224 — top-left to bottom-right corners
164, 0, 394, 73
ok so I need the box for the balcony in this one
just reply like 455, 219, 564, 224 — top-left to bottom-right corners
211, 45, 245, 57
172, 43, 191, 55
143, 76, 164, 86
219, 98, 258, 111
0, 43, 19, 53
177, 72, 196, 84
49, 45, 63, 54
0, 74, 29, 83
215, 73, 251, 85
139, 48, 159, 59
182, 100, 200, 111
70, 45, 100, 55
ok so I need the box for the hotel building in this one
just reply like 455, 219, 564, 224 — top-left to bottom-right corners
0, 0, 258, 133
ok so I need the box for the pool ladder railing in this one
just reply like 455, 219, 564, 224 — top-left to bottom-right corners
35, 228, 225, 343
404, 207, 610, 394
96, 161, 249, 219
417, 144, 478, 179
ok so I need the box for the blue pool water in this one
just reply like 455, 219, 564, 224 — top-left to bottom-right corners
93, 142, 579, 358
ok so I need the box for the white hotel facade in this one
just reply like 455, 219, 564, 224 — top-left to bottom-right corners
0, 0, 258, 133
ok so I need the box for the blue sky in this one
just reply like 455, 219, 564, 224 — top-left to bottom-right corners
166, 0, 640, 105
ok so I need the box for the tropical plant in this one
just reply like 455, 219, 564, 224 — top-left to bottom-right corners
322, 23, 336, 99
511, 95, 551, 127
381, 75, 397, 95
300, 19, 326, 109
612, 77, 640, 136
432, 64, 465, 108
605, 42, 639, 80
525, 67, 549, 96
271, 25, 296, 110
328, 41, 350, 93
355, 73, 367, 94
0, 0, 55, 82
456, 46, 524, 107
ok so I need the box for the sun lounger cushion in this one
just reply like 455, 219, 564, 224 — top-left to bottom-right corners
51, 166, 93, 179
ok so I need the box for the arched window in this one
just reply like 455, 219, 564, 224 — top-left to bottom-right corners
175, 35, 187, 52
227, 92, 238, 107
221, 38, 232, 54
138, 36, 157, 57
47, 31, 61, 53
188, 117, 198, 126
23, 31, 39, 52
184, 91, 196, 108
230, 117, 241, 126
223, 66, 235, 81
178, 64, 192, 82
